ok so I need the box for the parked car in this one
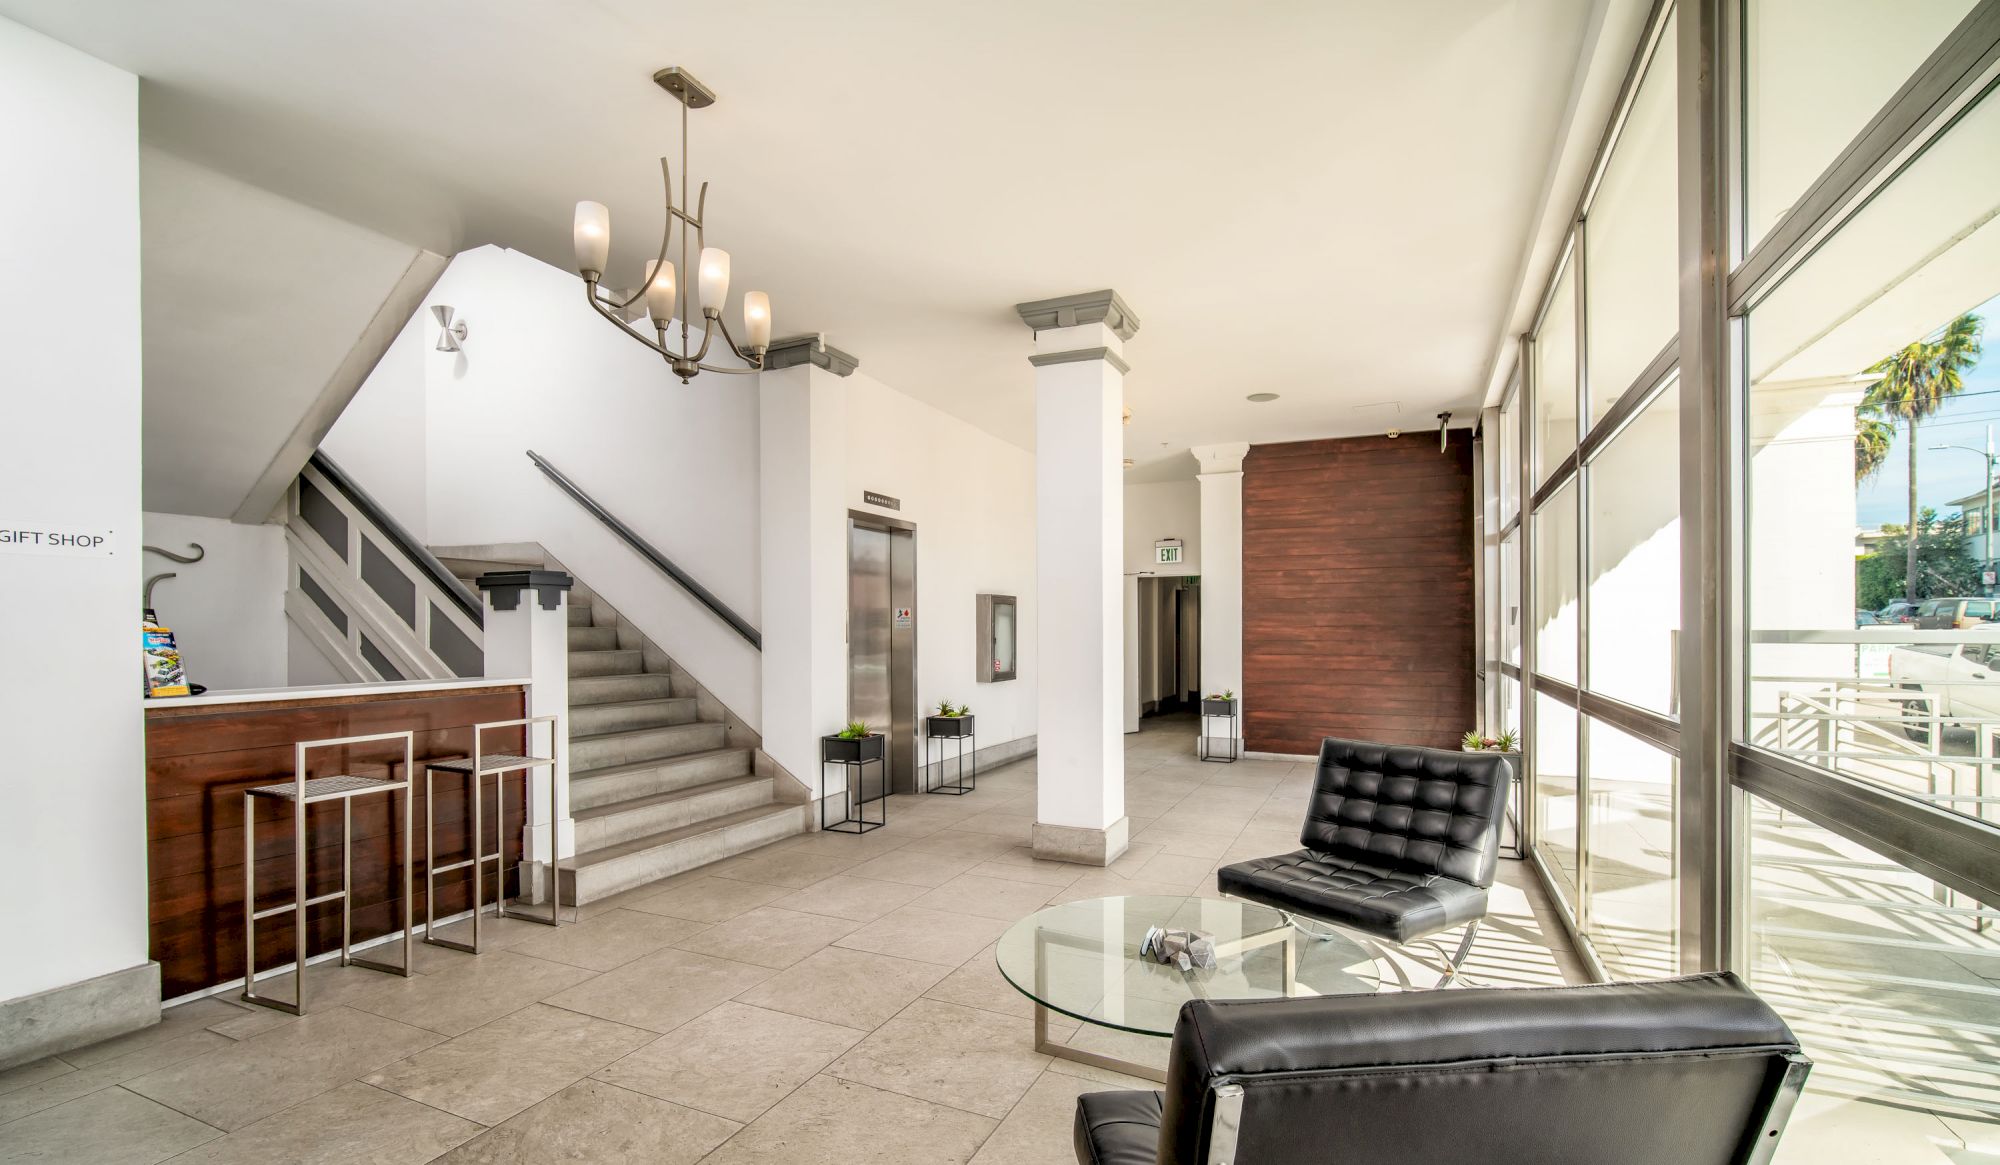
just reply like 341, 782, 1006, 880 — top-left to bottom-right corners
1879, 601, 1921, 624
1915, 597, 1999, 630
1856, 609, 1881, 627
1887, 631, 2000, 735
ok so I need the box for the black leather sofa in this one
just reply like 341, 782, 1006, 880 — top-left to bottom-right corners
1216, 736, 1511, 984
1073, 972, 1810, 1165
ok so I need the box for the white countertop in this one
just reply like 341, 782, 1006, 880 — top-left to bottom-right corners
145, 677, 532, 710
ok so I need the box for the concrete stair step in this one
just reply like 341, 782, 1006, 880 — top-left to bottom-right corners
570, 721, 728, 770
571, 748, 755, 811
573, 775, 777, 851
565, 803, 809, 903
567, 624, 618, 651
570, 696, 699, 737
568, 603, 593, 627
569, 648, 643, 677
570, 673, 678, 705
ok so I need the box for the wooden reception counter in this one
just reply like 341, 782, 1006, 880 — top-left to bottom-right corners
144, 678, 529, 999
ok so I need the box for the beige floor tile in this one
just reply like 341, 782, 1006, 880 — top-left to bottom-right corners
1773, 1091, 1965, 1164
595, 1001, 862, 1121
0, 1058, 72, 1098
502, 908, 695, 971
737, 947, 949, 1030
952, 812, 1036, 841
165, 1080, 480, 1164
434, 1079, 739, 1165
835, 906, 1012, 967
707, 849, 858, 889
827, 998, 1049, 1119
768, 874, 925, 921
419, 912, 556, 955
0, 1085, 219, 1165
1125, 827, 1240, 861
346, 949, 598, 1036
1938, 1111, 2000, 1153
57, 997, 247, 1070
624, 875, 792, 923
924, 944, 1036, 1019
0, 1031, 231, 1126
969, 1069, 1107, 1165
1041, 1057, 1164, 1090
779, 828, 914, 861
1060, 1023, 1171, 1078
544, 947, 773, 1034
124, 1007, 442, 1132
670, 905, 861, 969
898, 830, 1027, 860
1046, 871, 1199, 907
843, 848, 984, 888
965, 851, 1089, 889
909, 873, 1058, 922
363, 1003, 652, 1127
700, 1075, 994, 1165
1130, 851, 1222, 886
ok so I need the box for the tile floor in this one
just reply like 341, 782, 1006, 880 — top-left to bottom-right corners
1, 716, 1985, 1163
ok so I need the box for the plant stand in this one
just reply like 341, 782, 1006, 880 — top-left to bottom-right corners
1199, 698, 1240, 763
821, 734, 887, 834
925, 715, 977, 795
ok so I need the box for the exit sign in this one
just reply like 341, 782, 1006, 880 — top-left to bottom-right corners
1154, 538, 1183, 566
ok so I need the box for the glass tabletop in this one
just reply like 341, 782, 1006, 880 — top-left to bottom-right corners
994, 894, 1381, 1038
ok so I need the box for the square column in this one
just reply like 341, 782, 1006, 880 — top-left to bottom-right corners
477, 570, 574, 883
757, 341, 857, 800
1194, 443, 1249, 751
1018, 290, 1140, 865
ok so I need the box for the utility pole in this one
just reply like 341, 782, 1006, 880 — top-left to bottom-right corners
1932, 424, 1998, 595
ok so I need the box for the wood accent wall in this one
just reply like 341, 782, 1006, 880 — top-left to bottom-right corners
146, 686, 526, 998
1242, 431, 1475, 754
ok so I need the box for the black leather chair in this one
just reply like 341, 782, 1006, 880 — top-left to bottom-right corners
1216, 737, 1510, 985
1073, 973, 1811, 1165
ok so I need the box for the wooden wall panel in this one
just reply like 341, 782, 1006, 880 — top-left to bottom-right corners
1242, 432, 1475, 755
145, 686, 526, 998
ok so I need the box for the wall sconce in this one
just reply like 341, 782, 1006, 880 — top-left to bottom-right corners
432, 304, 469, 352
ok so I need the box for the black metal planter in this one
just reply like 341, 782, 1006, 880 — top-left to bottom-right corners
924, 715, 976, 794
1199, 699, 1239, 762
820, 733, 887, 833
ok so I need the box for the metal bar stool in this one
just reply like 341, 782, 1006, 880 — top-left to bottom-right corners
242, 729, 415, 1015
422, 715, 564, 953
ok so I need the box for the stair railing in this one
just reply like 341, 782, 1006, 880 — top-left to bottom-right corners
285, 452, 486, 680
526, 449, 762, 650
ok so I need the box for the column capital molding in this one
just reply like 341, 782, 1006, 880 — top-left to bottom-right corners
765, 333, 859, 377
1028, 346, 1130, 375
1014, 289, 1141, 341
476, 569, 574, 611
1192, 442, 1251, 475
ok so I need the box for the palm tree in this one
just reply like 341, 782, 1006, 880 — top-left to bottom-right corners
1858, 313, 1984, 603
1855, 399, 1894, 482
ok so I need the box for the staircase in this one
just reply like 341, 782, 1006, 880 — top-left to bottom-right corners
441, 551, 809, 903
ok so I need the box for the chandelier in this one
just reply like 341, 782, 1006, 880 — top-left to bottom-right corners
571, 67, 771, 383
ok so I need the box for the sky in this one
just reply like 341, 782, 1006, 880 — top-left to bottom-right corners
1854, 292, 2000, 529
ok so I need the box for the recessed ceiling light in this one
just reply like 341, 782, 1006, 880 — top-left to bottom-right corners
1246, 392, 1279, 403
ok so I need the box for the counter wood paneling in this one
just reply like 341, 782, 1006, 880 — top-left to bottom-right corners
145, 682, 528, 998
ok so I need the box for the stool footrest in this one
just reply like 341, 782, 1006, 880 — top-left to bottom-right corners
252, 890, 346, 920
427, 754, 553, 775
429, 854, 498, 875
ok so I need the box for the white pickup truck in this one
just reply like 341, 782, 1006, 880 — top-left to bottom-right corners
1886, 633, 2000, 729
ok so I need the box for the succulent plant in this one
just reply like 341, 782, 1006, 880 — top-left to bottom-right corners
837, 719, 872, 740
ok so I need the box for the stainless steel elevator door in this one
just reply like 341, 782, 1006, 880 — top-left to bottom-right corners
848, 519, 918, 795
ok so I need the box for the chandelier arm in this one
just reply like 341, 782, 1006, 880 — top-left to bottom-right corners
583, 285, 674, 360
692, 362, 759, 376
688, 311, 720, 364
695, 181, 708, 251
708, 312, 761, 366
599, 157, 682, 312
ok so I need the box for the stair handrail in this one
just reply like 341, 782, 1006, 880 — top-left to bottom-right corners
526, 449, 762, 650
309, 450, 485, 625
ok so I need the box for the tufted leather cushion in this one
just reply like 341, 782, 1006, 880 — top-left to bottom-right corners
1073, 1089, 1163, 1165
1215, 849, 1487, 943
1299, 738, 1511, 887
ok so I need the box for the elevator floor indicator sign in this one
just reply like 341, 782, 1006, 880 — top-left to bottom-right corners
895, 608, 913, 628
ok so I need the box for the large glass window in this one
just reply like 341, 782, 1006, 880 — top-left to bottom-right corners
1741, 0, 1978, 253
1583, 718, 1677, 979
1500, 383, 1521, 522
1534, 480, 1580, 684
1584, 19, 1679, 415
1536, 258, 1580, 484
1534, 693, 1581, 911
1585, 380, 1681, 714
1501, 529, 1522, 668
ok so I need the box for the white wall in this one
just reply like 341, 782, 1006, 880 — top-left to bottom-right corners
140, 512, 288, 690
1125, 480, 1201, 576
843, 370, 1038, 750
327, 244, 765, 722
0, 17, 149, 1004
319, 318, 428, 541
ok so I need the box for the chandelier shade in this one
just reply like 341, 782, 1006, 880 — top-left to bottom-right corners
568, 67, 770, 384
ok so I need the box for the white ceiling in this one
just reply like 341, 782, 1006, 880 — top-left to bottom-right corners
3, 0, 1621, 473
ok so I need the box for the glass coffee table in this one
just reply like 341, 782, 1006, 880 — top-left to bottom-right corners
995, 894, 1380, 1083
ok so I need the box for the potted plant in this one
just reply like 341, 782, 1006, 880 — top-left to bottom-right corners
927, 700, 975, 737
1201, 689, 1237, 716
1460, 728, 1520, 753
822, 719, 885, 762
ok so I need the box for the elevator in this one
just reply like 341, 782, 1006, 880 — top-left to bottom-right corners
848, 511, 919, 794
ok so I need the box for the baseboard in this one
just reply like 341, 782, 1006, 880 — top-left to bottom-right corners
1032, 816, 1130, 866
1242, 750, 1316, 762
918, 733, 1036, 786
0, 962, 161, 1071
